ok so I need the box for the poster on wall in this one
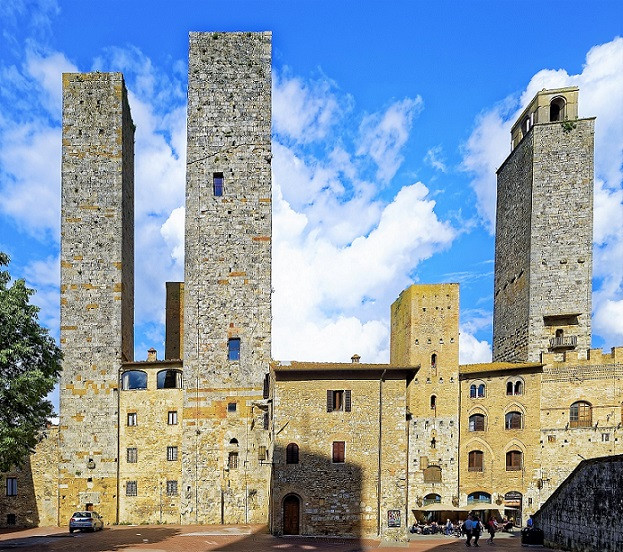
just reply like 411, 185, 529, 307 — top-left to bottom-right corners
388, 510, 401, 527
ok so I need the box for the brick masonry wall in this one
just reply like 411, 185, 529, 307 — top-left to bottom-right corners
533, 454, 623, 552
59, 72, 134, 525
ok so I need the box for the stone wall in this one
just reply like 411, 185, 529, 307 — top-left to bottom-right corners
181, 31, 272, 525
0, 427, 59, 528
59, 72, 134, 525
533, 454, 623, 552
165, 282, 184, 360
272, 363, 413, 540
391, 284, 460, 518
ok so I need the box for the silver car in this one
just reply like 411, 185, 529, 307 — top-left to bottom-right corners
69, 511, 104, 532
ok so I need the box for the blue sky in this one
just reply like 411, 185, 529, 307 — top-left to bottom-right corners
1, 0, 622, 399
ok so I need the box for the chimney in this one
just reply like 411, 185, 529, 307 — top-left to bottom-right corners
351, 354, 360, 364
147, 348, 157, 362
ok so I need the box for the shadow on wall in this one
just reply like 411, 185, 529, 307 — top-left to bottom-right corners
268, 443, 367, 539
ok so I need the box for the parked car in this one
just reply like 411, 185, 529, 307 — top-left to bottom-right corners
69, 511, 104, 532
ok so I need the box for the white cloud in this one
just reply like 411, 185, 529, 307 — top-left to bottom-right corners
462, 37, 623, 350
23, 254, 60, 338
424, 145, 447, 173
26, 49, 77, 115
161, 206, 185, 266
357, 97, 423, 183
459, 330, 492, 364
272, 71, 347, 142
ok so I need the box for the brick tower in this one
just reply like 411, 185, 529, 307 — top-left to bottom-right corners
181, 32, 273, 524
390, 284, 461, 513
493, 87, 594, 363
59, 73, 135, 524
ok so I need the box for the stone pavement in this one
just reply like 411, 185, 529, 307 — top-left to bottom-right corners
0, 525, 555, 552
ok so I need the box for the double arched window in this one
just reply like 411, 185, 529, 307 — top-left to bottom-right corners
470, 382, 486, 399
506, 378, 524, 396
570, 401, 592, 428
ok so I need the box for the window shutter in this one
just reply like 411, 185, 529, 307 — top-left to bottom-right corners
345, 390, 352, 412
327, 390, 333, 412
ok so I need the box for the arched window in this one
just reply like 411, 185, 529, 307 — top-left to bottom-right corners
430, 395, 437, 409
431, 353, 437, 370
506, 377, 524, 396
286, 443, 299, 464
514, 380, 523, 395
468, 450, 484, 472
122, 370, 147, 390
229, 438, 238, 446
505, 411, 523, 430
470, 384, 477, 398
506, 450, 522, 471
157, 369, 182, 389
570, 401, 592, 428
506, 381, 513, 395
470, 381, 486, 399
550, 97, 566, 122
423, 492, 441, 505
469, 413, 485, 431
467, 491, 491, 504
478, 384, 485, 398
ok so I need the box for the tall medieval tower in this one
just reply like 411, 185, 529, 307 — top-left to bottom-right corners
59, 73, 135, 523
182, 32, 273, 524
390, 284, 461, 511
493, 87, 594, 363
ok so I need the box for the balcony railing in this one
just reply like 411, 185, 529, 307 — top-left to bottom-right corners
549, 335, 577, 349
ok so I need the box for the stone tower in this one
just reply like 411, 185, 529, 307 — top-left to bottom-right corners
59, 73, 135, 523
390, 284, 460, 512
493, 87, 594, 363
182, 32, 273, 524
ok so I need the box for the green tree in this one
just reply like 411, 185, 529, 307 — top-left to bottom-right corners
0, 252, 61, 471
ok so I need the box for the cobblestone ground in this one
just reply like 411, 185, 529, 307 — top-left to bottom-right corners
0, 526, 556, 552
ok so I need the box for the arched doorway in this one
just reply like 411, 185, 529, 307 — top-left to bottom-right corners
283, 494, 300, 535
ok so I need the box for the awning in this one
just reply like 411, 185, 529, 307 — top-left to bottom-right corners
415, 503, 464, 512
463, 504, 502, 513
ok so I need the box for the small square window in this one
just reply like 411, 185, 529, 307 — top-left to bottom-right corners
168, 411, 178, 425
127, 412, 137, 426
332, 441, 345, 463
167, 446, 178, 461
166, 480, 178, 496
6, 477, 17, 497
126, 481, 137, 496
548, 435, 556, 443
126, 448, 137, 463
327, 390, 352, 412
227, 402, 237, 413
6, 514, 16, 525
602, 433, 610, 442
213, 172, 224, 196
228, 338, 240, 361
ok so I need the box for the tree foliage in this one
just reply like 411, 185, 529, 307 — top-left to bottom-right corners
0, 252, 61, 471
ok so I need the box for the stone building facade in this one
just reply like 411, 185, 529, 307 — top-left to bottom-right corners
1, 36, 621, 546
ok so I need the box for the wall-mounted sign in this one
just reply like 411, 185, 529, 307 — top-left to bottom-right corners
388, 510, 401, 527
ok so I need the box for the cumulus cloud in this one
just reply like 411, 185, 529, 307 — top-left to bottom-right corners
462, 36, 623, 349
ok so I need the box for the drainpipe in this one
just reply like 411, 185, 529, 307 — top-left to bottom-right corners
377, 369, 386, 536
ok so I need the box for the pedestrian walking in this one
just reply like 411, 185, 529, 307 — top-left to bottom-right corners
487, 517, 498, 544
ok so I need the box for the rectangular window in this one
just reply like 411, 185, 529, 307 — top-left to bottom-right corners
168, 411, 178, 425
166, 480, 178, 496
167, 446, 178, 461
227, 402, 237, 413
127, 412, 137, 426
327, 390, 351, 412
602, 433, 610, 442
258, 446, 267, 460
548, 435, 556, 443
126, 448, 137, 463
213, 172, 224, 196
6, 477, 17, 497
228, 452, 238, 469
228, 338, 240, 361
332, 441, 345, 463
126, 481, 137, 496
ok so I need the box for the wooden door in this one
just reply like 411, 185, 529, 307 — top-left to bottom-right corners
283, 495, 300, 535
